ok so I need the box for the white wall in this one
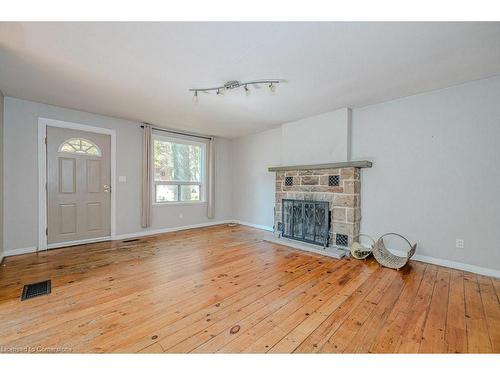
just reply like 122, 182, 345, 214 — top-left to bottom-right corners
351, 76, 500, 272
0, 90, 4, 262
281, 108, 351, 165
231, 127, 282, 229
231, 107, 351, 230
3, 97, 232, 252
231, 77, 500, 273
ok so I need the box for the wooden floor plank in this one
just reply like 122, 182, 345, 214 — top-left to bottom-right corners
419, 268, 450, 353
445, 269, 467, 353
165, 260, 339, 353
491, 278, 500, 303
370, 263, 427, 353
2, 242, 281, 348
47, 248, 310, 351
236, 261, 375, 353
291, 264, 391, 353
138, 342, 165, 353
333, 266, 408, 353
0, 242, 276, 342
191, 261, 347, 353
396, 265, 438, 353
269, 263, 380, 353
464, 274, 493, 353
0, 224, 497, 353
477, 276, 500, 352
118, 254, 321, 353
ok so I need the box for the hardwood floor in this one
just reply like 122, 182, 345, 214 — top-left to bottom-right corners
0, 224, 498, 353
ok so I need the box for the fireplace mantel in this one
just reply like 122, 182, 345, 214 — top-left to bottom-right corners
268, 160, 372, 172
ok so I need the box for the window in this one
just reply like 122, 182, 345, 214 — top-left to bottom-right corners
59, 138, 101, 156
153, 135, 205, 204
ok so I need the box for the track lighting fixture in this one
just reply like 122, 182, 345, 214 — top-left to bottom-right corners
189, 79, 281, 102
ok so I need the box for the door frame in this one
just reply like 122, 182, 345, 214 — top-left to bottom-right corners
38, 117, 117, 251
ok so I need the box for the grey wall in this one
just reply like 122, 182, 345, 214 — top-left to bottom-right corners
351, 76, 500, 271
3, 97, 232, 252
0, 90, 4, 261
231, 76, 500, 272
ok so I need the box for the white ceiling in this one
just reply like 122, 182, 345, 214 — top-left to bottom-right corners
1, 22, 500, 138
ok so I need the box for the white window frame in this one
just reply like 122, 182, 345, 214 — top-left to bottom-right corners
152, 134, 207, 205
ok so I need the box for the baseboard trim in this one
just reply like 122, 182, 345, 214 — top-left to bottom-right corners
360, 242, 500, 278
411, 254, 500, 278
48, 236, 112, 250
4, 246, 38, 257
233, 220, 274, 232
112, 220, 234, 241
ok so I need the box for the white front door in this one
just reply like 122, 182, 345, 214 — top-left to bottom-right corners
46, 126, 111, 245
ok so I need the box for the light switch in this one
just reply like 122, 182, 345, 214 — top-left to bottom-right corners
118, 175, 127, 183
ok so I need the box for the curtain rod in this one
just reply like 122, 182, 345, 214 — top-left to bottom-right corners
140, 124, 213, 140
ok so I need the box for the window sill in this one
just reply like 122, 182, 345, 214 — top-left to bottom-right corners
153, 201, 207, 207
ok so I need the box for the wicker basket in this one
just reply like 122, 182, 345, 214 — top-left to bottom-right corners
372, 233, 416, 270
350, 234, 375, 260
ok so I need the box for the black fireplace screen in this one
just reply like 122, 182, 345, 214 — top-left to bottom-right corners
281, 199, 330, 247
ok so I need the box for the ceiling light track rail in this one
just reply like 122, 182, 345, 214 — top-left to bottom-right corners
189, 79, 282, 102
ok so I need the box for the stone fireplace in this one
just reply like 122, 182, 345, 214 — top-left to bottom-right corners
269, 161, 372, 256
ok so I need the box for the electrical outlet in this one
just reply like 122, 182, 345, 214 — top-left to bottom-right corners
456, 239, 464, 249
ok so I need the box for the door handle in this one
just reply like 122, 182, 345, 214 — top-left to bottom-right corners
104, 185, 111, 193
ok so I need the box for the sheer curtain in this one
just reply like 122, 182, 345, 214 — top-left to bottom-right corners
206, 137, 215, 219
141, 124, 152, 228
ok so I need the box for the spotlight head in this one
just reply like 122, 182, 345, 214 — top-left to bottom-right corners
269, 83, 276, 93
192, 91, 198, 103
245, 85, 250, 96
